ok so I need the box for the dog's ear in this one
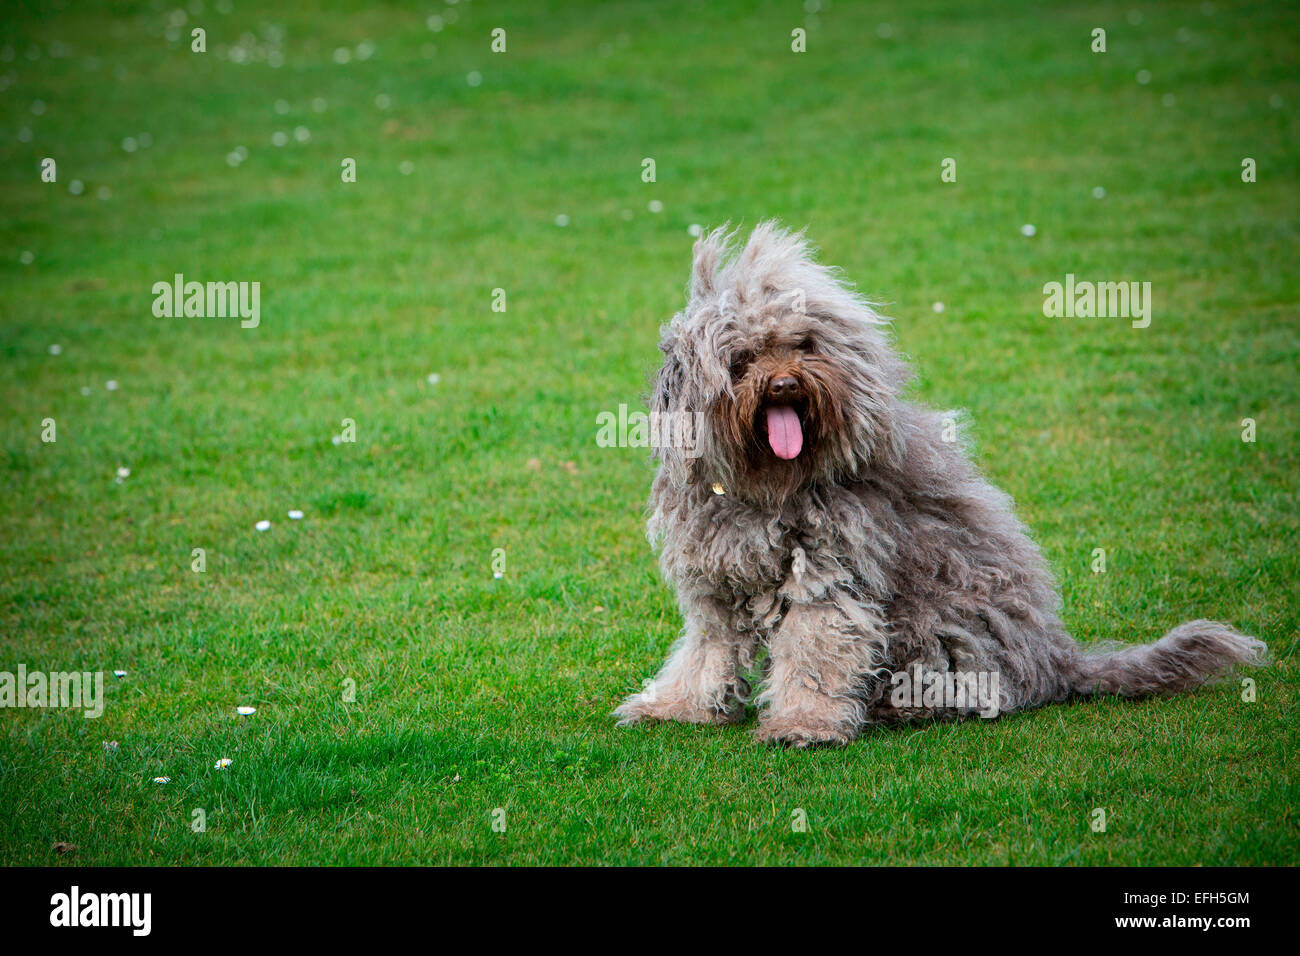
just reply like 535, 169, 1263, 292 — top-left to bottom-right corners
651, 330, 683, 418
649, 329, 696, 486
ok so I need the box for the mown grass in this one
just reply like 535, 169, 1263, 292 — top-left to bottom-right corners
0, 0, 1296, 865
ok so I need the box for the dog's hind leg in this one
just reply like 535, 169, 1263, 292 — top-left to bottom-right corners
614, 594, 754, 727
755, 596, 888, 747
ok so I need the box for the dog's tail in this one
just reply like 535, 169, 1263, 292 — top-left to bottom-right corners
1068, 620, 1267, 698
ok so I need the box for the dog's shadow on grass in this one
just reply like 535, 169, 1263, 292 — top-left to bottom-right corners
612, 695, 1149, 752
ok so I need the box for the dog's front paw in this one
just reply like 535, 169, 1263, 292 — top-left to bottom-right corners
755, 713, 856, 748
614, 689, 742, 727
612, 692, 660, 726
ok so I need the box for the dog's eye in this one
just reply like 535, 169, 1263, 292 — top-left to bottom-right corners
795, 337, 815, 352
728, 354, 750, 378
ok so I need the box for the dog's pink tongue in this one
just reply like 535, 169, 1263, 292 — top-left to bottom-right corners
766, 405, 803, 460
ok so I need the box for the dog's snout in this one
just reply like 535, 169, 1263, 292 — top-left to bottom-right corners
767, 375, 799, 400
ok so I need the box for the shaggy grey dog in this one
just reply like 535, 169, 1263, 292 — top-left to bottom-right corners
615, 222, 1267, 747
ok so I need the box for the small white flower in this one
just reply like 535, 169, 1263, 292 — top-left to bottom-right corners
426, 373, 441, 385
493, 571, 504, 579
214, 758, 232, 769
122, 136, 138, 152
106, 379, 119, 390
333, 47, 351, 64
274, 98, 290, 114
69, 180, 84, 195
116, 466, 130, 479
688, 223, 703, 237
374, 93, 391, 110
554, 214, 569, 227
153, 776, 170, 784
48, 343, 62, 355
255, 519, 271, 532
113, 669, 127, 678
236, 705, 257, 716
1092, 186, 1106, 199
1020, 223, 1037, 237
399, 160, 414, 175
103, 740, 119, 753
1136, 69, 1151, 85
331, 434, 343, 445
648, 199, 663, 213
271, 130, 288, 147
466, 70, 482, 87
288, 509, 304, 520
293, 125, 310, 142
932, 302, 945, 313
19, 250, 34, 265
80, 386, 93, 396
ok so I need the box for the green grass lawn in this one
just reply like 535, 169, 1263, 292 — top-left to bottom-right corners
1, 0, 1296, 866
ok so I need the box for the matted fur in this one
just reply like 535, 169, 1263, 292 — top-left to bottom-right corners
615, 222, 1267, 747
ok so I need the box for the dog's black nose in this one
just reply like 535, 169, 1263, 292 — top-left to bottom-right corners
768, 376, 798, 399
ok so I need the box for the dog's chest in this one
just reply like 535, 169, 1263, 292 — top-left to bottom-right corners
666, 490, 841, 596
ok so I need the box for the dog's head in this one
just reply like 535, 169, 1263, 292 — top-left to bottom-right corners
652, 222, 908, 505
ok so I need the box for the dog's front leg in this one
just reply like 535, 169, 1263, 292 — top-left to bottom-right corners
614, 595, 752, 727
756, 597, 885, 747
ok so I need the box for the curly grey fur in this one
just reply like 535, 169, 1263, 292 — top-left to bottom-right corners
614, 222, 1267, 747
